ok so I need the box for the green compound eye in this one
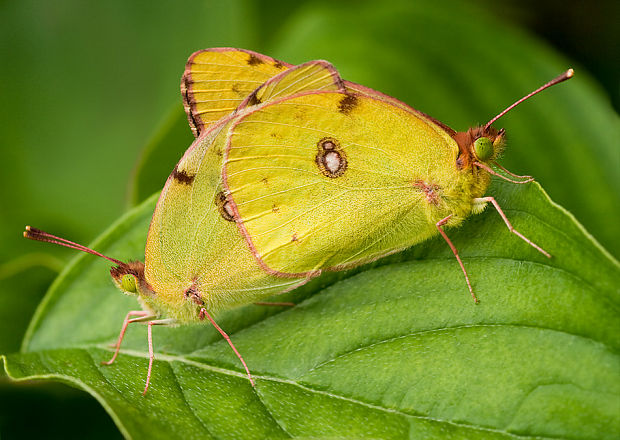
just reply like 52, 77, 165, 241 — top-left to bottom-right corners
121, 274, 137, 293
473, 137, 493, 161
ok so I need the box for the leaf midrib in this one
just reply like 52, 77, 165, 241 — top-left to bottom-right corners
85, 321, 617, 384
27, 254, 620, 350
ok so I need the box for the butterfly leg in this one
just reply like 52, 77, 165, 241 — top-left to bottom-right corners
199, 308, 256, 387
102, 311, 153, 366
473, 197, 551, 258
436, 215, 478, 303
142, 318, 175, 395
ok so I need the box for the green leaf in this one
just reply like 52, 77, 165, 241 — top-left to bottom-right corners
4, 180, 619, 439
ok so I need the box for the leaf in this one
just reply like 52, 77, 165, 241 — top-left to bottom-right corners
3, 180, 619, 439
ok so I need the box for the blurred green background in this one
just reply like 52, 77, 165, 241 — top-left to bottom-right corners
1, 0, 617, 438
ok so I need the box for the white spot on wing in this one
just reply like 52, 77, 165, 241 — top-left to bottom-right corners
324, 151, 342, 173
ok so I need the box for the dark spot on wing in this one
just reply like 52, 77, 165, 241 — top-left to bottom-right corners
272, 203, 280, 213
172, 165, 195, 184
316, 137, 347, 178
215, 191, 236, 222
338, 94, 358, 115
274, 61, 284, 69
247, 54, 264, 65
246, 90, 262, 107
261, 177, 269, 186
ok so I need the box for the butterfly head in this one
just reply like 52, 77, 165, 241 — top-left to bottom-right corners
455, 125, 506, 170
110, 261, 154, 298
455, 69, 573, 180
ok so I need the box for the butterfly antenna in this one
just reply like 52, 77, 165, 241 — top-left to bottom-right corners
23, 226, 125, 266
484, 69, 574, 131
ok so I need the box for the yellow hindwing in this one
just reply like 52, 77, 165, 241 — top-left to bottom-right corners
224, 91, 465, 276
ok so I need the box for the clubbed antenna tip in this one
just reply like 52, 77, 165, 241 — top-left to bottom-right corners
484, 69, 574, 131
23, 226, 125, 266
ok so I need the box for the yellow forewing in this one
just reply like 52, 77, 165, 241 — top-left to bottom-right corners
182, 48, 289, 136
224, 91, 473, 276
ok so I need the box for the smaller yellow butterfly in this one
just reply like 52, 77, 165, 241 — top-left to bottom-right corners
25, 48, 573, 394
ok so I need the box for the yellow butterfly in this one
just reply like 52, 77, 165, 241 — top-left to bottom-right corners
25, 48, 572, 394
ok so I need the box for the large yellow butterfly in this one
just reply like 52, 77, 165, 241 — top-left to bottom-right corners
25, 48, 572, 394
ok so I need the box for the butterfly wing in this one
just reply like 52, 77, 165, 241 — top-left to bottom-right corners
181, 48, 290, 137
181, 48, 456, 138
224, 91, 468, 276
148, 53, 470, 317
238, 60, 345, 111
145, 116, 308, 317
145, 61, 347, 317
